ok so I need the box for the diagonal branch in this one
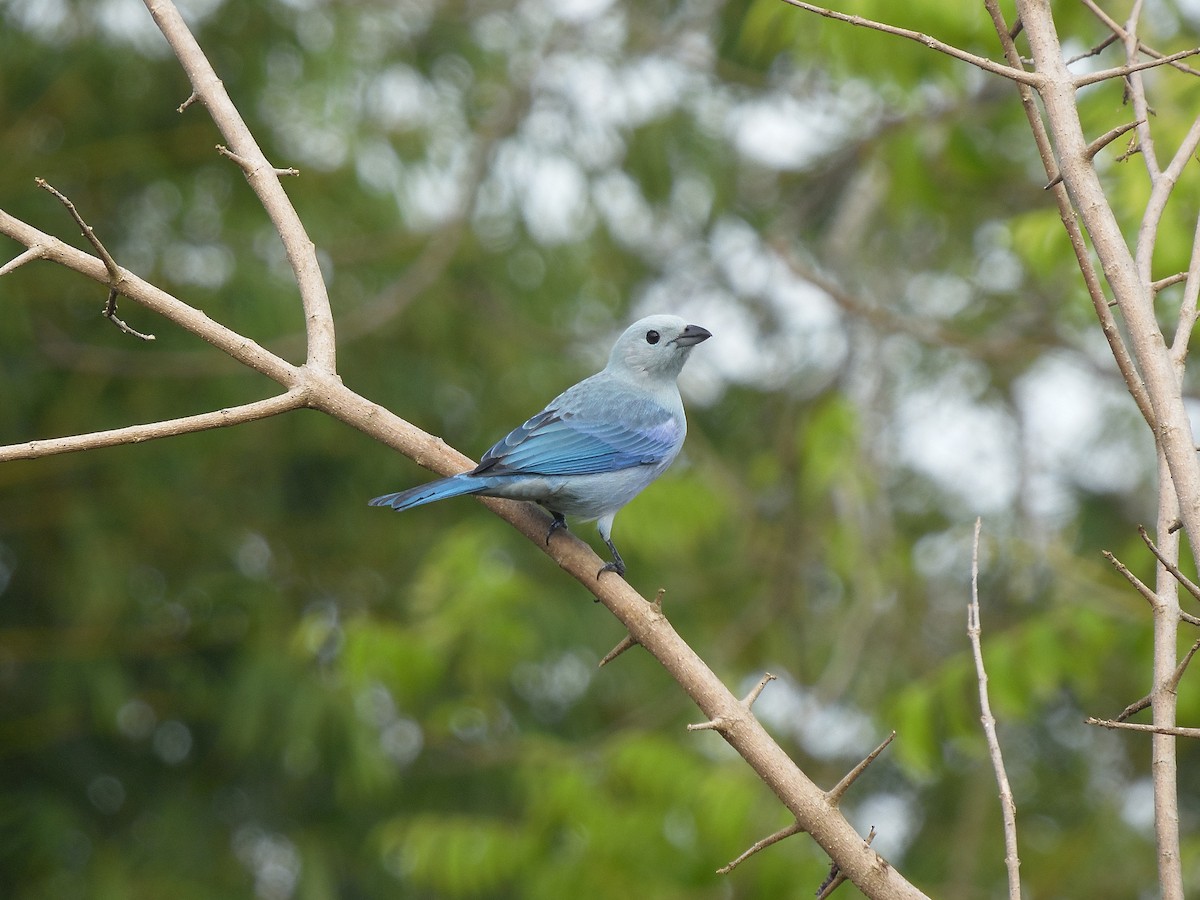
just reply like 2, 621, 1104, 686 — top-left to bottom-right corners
778, 0, 1042, 86
1073, 46, 1200, 87
0, 244, 46, 277
0, 209, 298, 386
983, 0, 1156, 428
141, 0, 336, 373
1079, 0, 1200, 78
716, 821, 805, 875
36, 178, 156, 341
1138, 525, 1200, 603
826, 732, 895, 807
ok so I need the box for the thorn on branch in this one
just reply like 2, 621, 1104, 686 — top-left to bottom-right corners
598, 634, 637, 668
816, 827, 876, 900
743, 672, 776, 708
217, 144, 300, 178
716, 820, 805, 875
1167, 637, 1200, 693
597, 589, 664, 668
1138, 525, 1200, 602
1045, 119, 1145, 188
36, 177, 156, 341
1117, 694, 1151, 722
688, 671, 776, 733
1112, 640, 1200, 722
825, 732, 895, 807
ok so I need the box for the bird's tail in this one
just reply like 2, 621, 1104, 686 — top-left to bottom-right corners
368, 473, 487, 511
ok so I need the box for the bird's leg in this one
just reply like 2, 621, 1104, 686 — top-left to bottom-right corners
545, 510, 568, 546
597, 538, 626, 579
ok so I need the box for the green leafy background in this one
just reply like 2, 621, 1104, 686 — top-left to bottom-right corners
2, 0, 1198, 896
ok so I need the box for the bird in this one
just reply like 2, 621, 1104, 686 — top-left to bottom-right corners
369, 314, 712, 578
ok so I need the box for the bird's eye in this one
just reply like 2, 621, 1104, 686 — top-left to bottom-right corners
645, 330, 660, 345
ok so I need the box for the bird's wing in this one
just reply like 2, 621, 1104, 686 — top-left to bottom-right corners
473, 400, 681, 477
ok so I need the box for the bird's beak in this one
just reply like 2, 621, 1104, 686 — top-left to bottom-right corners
673, 324, 712, 347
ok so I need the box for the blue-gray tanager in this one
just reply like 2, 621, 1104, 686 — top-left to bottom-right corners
370, 314, 712, 577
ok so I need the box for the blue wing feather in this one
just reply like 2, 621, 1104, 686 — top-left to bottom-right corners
473, 403, 679, 477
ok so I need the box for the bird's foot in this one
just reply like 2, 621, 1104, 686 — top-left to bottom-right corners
597, 540, 626, 579
545, 511, 568, 546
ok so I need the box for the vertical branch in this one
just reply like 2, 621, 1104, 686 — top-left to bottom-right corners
1150, 456, 1185, 900
983, 0, 1155, 427
967, 519, 1021, 900
1008, 5, 1189, 895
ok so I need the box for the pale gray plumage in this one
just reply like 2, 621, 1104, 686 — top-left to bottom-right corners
370, 314, 712, 577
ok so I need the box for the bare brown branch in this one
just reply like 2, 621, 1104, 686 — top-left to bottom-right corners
1073, 46, 1200, 87
0, 392, 307, 463
778, 0, 1041, 86
1086, 717, 1200, 739
142, 0, 336, 372
716, 821, 804, 875
968, 519, 1021, 900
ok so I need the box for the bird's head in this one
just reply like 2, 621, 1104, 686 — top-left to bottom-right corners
605, 314, 712, 380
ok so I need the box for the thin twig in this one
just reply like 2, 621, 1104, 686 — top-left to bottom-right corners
968, 519, 1021, 900
1138, 525, 1200, 602
102, 287, 156, 341
779, 0, 1042, 86
1102, 549, 1159, 606
1086, 717, 1200, 739
716, 821, 804, 875
1079, 0, 1200, 78
216, 144, 299, 178
0, 245, 47, 277
0, 392, 307, 463
36, 178, 156, 341
1074, 46, 1200, 87
1117, 695, 1151, 722
1045, 119, 1144, 188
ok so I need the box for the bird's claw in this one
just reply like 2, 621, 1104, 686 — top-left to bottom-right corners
597, 539, 627, 579
596, 560, 626, 579
545, 511, 568, 546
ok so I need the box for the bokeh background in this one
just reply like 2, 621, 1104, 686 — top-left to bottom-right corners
3, 0, 1200, 896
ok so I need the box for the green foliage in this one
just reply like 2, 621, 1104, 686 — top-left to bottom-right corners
2, 0, 1197, 897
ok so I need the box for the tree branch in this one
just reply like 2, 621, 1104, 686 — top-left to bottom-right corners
0, 209, 299, 387
983, 0, 1156, 427
777, 0, 1042, 86
0, 392, 306, 463
142, 0, 336, 373
1073, 45, 1200, 87
1086, 718, 1200, 739
967, 519, 1021, 900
